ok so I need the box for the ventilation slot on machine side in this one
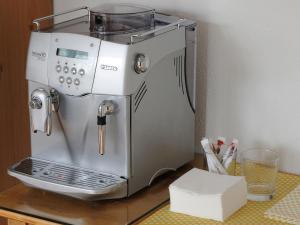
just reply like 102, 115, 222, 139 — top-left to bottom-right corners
134, 81, 148, 112
173, 55, 185, 95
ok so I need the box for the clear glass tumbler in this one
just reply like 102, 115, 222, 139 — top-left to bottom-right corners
240, 148, 279, 201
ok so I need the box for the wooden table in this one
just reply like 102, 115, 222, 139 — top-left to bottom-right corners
0, 154, 204, 225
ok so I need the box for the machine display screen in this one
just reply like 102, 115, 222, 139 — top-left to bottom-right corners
56, 48, 88, 60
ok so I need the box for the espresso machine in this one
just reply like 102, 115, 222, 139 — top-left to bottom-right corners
8, 4, 197, 200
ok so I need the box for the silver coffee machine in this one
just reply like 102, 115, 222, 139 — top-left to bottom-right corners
8, 4, 197, 200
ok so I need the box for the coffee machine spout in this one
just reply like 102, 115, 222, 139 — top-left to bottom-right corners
29, 88, 59, 136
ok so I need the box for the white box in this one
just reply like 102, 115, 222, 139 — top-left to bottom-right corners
169, 168, 247, 221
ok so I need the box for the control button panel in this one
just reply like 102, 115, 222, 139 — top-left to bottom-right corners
54, 62, 86, 88
48, 33, 101, 96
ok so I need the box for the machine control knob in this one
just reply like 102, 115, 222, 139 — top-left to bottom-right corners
29, 97, 42, 109
134, 54, 150, 74
79, 69, 85, 76
66, 77, 72, 85
63, 66, 69, 74
56, 65, 62, 73
58, 76, 65, 83
71, 67, 77, 75
74, 78, 80, 86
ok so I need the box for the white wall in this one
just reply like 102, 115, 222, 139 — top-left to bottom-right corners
54, 0, 300, 174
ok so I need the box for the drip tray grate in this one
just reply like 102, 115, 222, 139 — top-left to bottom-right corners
10, 157, 124, 191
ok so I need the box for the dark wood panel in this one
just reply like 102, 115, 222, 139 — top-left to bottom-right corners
0, 210, 60, 225
0, 0, 53, 191
0, 218, 6, 225
0, 2, 53, 224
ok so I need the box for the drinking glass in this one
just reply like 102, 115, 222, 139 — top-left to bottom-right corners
240, 148, 279, 201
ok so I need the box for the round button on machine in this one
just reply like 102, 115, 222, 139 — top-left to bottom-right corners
63, 66, 69, 74
79, 69, 85, 76
74, 78, 80, 86
56, 65, 62, 73
71, 67, 77, 75
66, 77, 72, 85
58, 76, 65, 83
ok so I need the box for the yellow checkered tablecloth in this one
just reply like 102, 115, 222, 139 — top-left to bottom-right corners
139, 170, 300, 225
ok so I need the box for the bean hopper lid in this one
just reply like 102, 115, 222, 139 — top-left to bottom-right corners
89, 4, 155, 35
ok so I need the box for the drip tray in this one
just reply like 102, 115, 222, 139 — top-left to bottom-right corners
8, 157, 127, 200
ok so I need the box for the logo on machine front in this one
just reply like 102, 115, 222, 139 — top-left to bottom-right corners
100, 64, 118, 71
32, 51, 47, 61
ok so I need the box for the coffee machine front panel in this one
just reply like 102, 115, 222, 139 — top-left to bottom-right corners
47, 33, 101, 96
28, 80, 131, 179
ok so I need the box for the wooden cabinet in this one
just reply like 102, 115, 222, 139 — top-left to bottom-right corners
0, 209, 61, 225
0, 1, 53, 224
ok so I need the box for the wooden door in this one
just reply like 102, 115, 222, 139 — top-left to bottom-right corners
0, 1, 53, 224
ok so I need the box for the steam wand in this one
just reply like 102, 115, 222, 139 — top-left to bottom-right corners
97, 101, 114, 155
